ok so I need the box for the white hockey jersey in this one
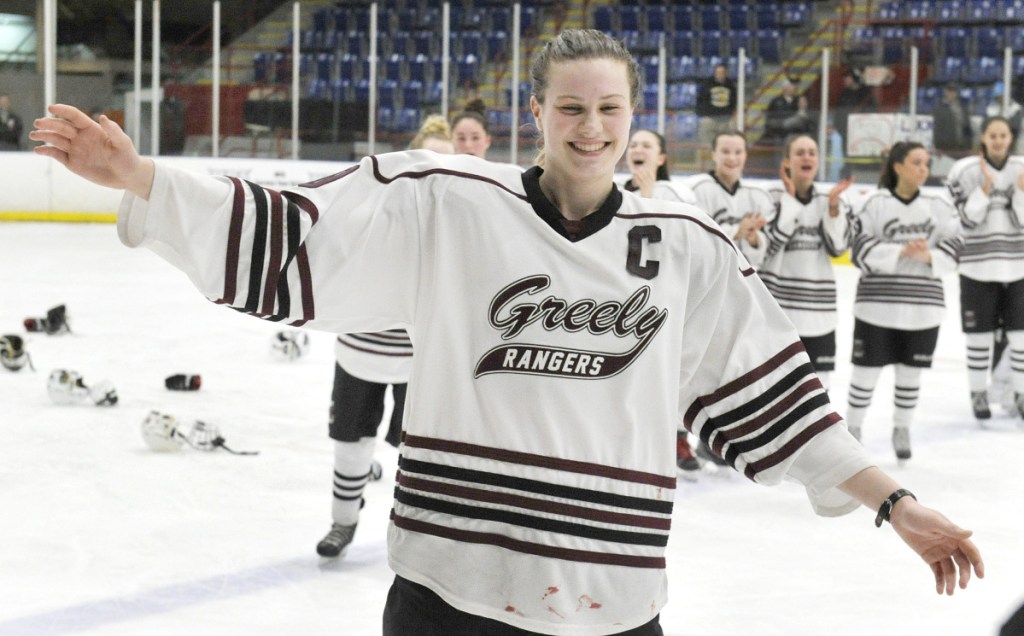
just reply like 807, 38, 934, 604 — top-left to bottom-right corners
334, 329, 412, 384
945, 154, 1024, 283
683, 172, 772, 267
849, 188, 963, 330
117, 151, 872, 636
760, 184, 850, 337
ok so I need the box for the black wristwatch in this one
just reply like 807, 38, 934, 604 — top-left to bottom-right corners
875, 489, 917, 527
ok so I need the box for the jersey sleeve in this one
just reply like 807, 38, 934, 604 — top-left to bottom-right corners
821, 197, 851, 256
946, 160, 988, 228
677, 245, 873, 515
849, 196, 901, 274
929, 198, 964, 277
117, 155, 423, 334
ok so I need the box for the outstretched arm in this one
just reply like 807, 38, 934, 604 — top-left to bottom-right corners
838, 467, 984, 595
30, 104, 155, 200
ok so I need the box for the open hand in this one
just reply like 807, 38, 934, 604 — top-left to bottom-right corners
828, 177, 855, 217
30, 104, 154, 199
890, 498, 984, 595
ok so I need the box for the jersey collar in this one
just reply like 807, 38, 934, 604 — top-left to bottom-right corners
521, 166, 622, 242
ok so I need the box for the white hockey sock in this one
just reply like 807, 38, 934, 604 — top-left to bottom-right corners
330, 438, 377, 526
893, 364, 921, 430
1005, 330, 1024, 395
964, 332, 993, 393
847, 365, 882, 417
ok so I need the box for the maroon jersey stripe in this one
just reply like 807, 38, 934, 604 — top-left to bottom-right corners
218, 176, 246, 305
391, 514, 666, 569
403, 435, 676, 489
743, 413, 842, 479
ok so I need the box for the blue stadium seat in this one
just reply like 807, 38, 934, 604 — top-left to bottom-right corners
641, 55, 660, 84
936, 0, 963, 21
457, 55, 479, 85
620, 6, 641, 31
642, 84, 659, 110
671, 6, 694, 31
383, 54, 405, 82
344, 31, 365, 57
906, 0, 935, 20
669, 113, 700, 142
966, 57, 1002, 83
933, 56, 965, 83
490, 8, 511, 32
331, 8, 350, 33
728, 5, 750, 30
487, 110, 513, 134
331, 78, 352, 101
727, 30, 754, 57
395, 9, 416, 32
996, 0, 1024, 22
378, 106, 395, 131
974, 28, 1003, 58
916, 86, 939, 113
1009, 27, 1024, 52
411, 31, 434, 57
273, 52, 288, 83
355, 79, 370, 103
396, 108, 420, 133
667, 82, 698, 109
757, 29, 782, 64
670, 32, 695, 57
940, 27, 969, 59
647, 7, 668, 32
964, 0, 996, 22
879, 27, 906, 64
668, 55, 696, 81
402, 80, 423, 110
316, 53, 333, 82
253, 53, 268, 83
593, 6, 614, 32
780, 2, 811, 27
699, 5, 723, 30
700, 31, 723, 58
486, 32, 509, 60
696, 56, 724, 78
313, 8, 329, 33
726, 56, 756, 79
307, 78, 326, 100
407, 54, 429, 83
426, 81, 444, 104
379, 80, 398, 109
458, 32, 483, 59
877, 2, 904, 20
755, 5, 779, 29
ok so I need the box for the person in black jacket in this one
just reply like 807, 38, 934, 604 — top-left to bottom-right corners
0, 94, 23, 151
696, 64, 737, 149
834, 70, 876, 157
932, 84, 973, 157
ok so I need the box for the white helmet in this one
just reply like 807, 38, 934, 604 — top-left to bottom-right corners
141, 411, 186, 451
0, 335, 31, 372
186, 420, 224, 451
47, 369, 90, 405
270, 330, 310, 361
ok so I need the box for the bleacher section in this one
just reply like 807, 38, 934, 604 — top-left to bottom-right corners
855, 0, 1024, 115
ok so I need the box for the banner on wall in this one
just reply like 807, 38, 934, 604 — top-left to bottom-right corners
847, 113, 934, 157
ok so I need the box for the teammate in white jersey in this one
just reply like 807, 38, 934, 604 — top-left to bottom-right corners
623, 128, 700, 475
684, 131, 772, 267
761, 134, 854, 390
33, 29, 983, 636
315, 115, 453, 559
846, 142, 964, 460
945, 116, 1024, 421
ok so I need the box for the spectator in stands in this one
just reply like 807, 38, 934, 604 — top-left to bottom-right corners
834, 69, 876, 159
933, 84, 973, 157
985, 82, 1023, 152
696, 64, 737, 151
763, 78, 800, 144
0, 94, 23, 151
451, 106, 491, 159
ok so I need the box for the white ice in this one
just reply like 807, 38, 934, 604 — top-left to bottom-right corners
1, 222, 1021, 636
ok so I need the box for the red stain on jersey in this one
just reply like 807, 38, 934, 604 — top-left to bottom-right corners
577, 594, 602, 610
542, 586, 559, 599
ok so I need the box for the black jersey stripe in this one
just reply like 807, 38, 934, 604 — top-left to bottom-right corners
743, 412, 843, 479
273, 197, 303, 318
391, 515, 666, 569
399, 474, 672, 531
243, 180, 269, 314
394, 490, 669, 547
261, 188, 284, 316
398, 457, 674, 514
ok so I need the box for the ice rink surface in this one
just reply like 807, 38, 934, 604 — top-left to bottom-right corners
1, 222, 1022, 635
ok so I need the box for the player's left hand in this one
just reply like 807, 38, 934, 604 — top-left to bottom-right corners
889, 497, 984, 595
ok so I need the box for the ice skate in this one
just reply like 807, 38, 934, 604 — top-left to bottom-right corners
970, 391, 991, 421
676, 432, 700, 480
892, 427, 911, 461
316, 522, 357, 558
